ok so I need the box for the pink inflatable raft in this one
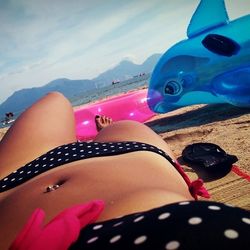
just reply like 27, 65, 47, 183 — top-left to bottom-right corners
74, 89, 155, 141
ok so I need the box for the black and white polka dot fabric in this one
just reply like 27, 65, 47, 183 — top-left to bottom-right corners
69, 201, 250, 250
0, 141, 174, 192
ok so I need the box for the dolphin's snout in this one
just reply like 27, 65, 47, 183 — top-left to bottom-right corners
147, 89, 164, 112
147, 89, 175, 113
153, 102, 169, 113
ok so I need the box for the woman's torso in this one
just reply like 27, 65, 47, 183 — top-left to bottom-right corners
0, 151, 192, 249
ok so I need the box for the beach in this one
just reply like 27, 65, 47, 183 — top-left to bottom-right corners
146, 103, 250, 209
0, 127, 8, 140
1, 99, 249, 210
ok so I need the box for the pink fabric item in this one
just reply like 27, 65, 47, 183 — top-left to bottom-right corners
9, 200, 105, 250
74, 89, 155, 141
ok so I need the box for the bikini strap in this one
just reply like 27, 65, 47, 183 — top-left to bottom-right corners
174, 161, 210, 200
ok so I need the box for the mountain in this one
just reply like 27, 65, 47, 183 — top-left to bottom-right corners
0, 53, 162, 115
0, 78, 95, 115
93, 53, 162, 87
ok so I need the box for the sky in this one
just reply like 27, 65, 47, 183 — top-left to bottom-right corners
0, 0, 249, 104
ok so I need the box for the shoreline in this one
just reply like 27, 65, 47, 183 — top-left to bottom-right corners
73, 85, 148, 110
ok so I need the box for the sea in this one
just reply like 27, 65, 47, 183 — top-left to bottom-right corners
0, 74, 150, 128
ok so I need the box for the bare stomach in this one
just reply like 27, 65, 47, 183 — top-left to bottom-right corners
0, 151, 193, 249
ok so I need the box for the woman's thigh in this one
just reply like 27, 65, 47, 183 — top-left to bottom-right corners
0, 92, 77, 177
93, 120, 175, 159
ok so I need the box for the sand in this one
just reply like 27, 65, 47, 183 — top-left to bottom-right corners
146, 104, 250, 209
0, 127, 8, 141
1, 102, 249, 209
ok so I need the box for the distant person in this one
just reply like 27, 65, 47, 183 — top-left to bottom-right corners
5, 112, 14, 120
6, 112, 14, 118
0, 92, 248, 249
1, 112, 14, 125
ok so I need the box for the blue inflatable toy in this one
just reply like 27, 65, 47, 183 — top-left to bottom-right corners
148, 0, 250, 113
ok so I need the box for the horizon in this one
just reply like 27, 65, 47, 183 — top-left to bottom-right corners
0, 0, 249, 104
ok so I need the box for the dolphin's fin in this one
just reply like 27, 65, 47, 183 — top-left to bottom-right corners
187, 0, 229, 38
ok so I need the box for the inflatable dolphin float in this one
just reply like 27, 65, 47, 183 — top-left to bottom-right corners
148, 0, 250, 113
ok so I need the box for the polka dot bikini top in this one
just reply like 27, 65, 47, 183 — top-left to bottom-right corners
0, 141, 210, 199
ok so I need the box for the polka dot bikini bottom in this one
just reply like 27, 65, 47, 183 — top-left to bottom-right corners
69, 200, 250, 250
0, 141, 175, 192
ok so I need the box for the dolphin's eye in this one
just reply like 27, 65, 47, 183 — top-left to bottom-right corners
164, 80, 182, 95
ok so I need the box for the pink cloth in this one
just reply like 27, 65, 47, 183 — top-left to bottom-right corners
9, 200, 105, 250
